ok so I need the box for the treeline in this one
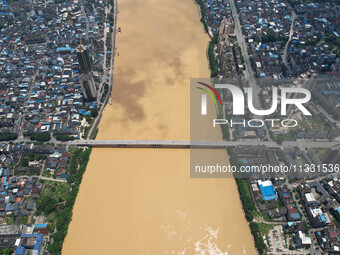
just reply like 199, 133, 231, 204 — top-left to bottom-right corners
21, 153, 47, 167
0, 133, 17, 141
227, 148, 256, 221
208, 34, 219, 77
0, 248, 12, 255
261, 33, 288, 44
85, 107, 99, 123
249, 223, 267, 254
217, 104, 230, 140
46, 148, 92, 254
101, 83, 109, 103
55, 134, 75, 141
287, 0, 338, 7
195, 0, 219, 77
194, 0, 208, 33
30, 132, 51, 142
228, 148, 268, 254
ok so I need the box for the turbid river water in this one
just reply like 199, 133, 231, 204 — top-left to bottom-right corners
62, 0, 257, 254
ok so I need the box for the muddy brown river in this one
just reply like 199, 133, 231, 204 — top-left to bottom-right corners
62, 0, 257, 254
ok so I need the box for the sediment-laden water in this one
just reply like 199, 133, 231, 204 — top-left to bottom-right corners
62, 0, 257, 254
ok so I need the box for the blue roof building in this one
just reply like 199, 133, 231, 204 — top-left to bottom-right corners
15, 246, 26, 255
258, 180, 278, 201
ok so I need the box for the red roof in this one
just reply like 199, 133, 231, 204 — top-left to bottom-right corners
287, 206, 297, 214
33, 229, 49, 236
330, 231, 338, 238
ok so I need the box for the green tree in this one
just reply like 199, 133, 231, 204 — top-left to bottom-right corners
0, 133, 17, 141
30, 132, 51, 142
55, 134, 75, 141
91, 107, 99, 118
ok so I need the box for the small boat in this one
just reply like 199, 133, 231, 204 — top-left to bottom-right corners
118, 27, 121, 33
108, 95, 112, 105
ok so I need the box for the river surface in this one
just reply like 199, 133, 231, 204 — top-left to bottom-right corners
62, 0, 257, 254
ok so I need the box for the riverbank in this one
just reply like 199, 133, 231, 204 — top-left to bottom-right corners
86, 0, 117, 140
194, 0, 219, 78
37, 148, 92, 254
195, 1, 260, 254
62, 0, 257, 253
40, 1, 117, 253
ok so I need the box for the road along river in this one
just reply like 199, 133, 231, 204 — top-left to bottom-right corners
62, 0, 257, 254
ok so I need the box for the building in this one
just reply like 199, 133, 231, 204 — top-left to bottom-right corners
15, 234, 44, 255
79, 73, 97, 101
286, 206, 301, 221
76, 43, 97, 101
322, 149, 340, 165
294, 231, 312, 248
258, 180, 278, 201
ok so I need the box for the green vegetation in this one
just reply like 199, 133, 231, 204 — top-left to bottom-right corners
217, 102, 230, 140
91, 107, 99, 118
249, 222, 268, 254
83, 118, 95, 139
325, 32, 340, 48
42, 170, 52, 178
30, 132, 51, 142
194, 0, 208, 33
238, 46, 245, 64
313, 148, 328, 160
194, 0, 218, 77
300, 114, 333, 131
208, 34, 219, 77
36, 192, 59, 215
0, 133, 17, 141
272, 130, 295, 145
303, 221, 310, 236
0, 248, 12, 255
256, 222, 273, 235
21, 153, 47, 167
18, 216, 28, 225
333, 218, 340, 228
35, 148, 92, 254
107, 0, 114, 7
92, 128, 99, 140
228, 148, 257, 221
228, 147, 273, 255
55, 134, 75, 141
286, 0, 339, 8
4, 213, 15, 225
275, 149, 284, 162
261, 33, 288, 44
101, 83, 109, 103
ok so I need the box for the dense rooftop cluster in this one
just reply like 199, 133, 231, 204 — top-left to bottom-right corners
0, 0, 115, 253
230, 146, 340, 254
204, 0, 233, 34
233, 0, 339, 78
0, 0, 110, 141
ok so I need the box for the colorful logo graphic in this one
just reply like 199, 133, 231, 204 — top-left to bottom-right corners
196, 82, 222, 115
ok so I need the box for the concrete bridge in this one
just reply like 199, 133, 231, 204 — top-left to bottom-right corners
70, 139, 340, 149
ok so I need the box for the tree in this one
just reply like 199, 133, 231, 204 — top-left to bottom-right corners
0, 133, 17, 141
36, 195, 57, 215
91, 107, 99, 118
3, 248, 11, 255
30, 132, 51, 142
55, 134, 75, 141
21, 158, 29, 167
249, 223, 267, 254
208, 34, 219, 77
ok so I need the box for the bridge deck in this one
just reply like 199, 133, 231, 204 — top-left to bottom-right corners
70, 140, 340, 149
